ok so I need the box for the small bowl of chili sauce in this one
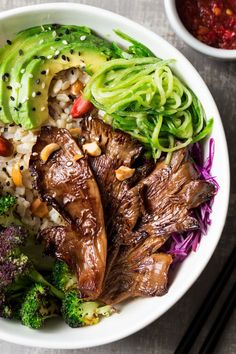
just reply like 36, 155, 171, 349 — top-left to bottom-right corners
165, 0, 236, 60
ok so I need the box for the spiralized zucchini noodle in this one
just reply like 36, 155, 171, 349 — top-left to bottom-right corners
84, 57, 213, 161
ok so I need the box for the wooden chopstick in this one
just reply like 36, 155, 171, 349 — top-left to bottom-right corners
175, 246, 236, 354
198, 282, 236, 354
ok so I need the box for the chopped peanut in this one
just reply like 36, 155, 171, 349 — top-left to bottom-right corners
31, 198, 49, 218
70, 81, 84, 96
82, 141, 101, 157
226, 8, 233, 16
12, 164, 23, 187
40, 143, 60, 162
69, 127, 82, 138
115, 166, 135, 181
73, 153, 84, 161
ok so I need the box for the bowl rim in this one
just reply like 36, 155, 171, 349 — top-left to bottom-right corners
164, 0, 236, 59
0, 2, 230, 349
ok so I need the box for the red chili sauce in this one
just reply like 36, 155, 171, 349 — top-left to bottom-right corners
176, 0, 236, 49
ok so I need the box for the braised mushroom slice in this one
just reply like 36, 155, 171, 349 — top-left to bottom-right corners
29, 126, 107, 299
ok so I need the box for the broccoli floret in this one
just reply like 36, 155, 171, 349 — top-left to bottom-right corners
61, 290, 114, 328
20, 284, 59, 329
0, 225, 64, 321
53, 260, 78, 292
0, 194, 17, 215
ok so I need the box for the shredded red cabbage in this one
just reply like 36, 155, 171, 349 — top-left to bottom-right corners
166, 138, 219, 263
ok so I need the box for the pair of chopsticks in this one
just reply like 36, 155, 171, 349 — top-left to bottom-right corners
175, 246, 236, 354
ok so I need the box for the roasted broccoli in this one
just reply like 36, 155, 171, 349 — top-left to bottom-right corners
20, 284, 59, 329
0, 225, 64, 321
0, 194, 17, 215
61, 290, 114, 328
53, 260, 78, 292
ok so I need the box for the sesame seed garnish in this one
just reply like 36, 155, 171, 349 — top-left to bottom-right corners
36, 91, 41, 96
54, 38, 60, 42
52, 31, 57, 38
65, 28, 70, 34
61, 54, 66, 61
32, 107, 36, 111
58, 33, 63, 37
39, 55, 46, 60
80, 35, 86, 41
39, 39, 44, 45
32, 152, 38, 156
20, 68, 25, 74
54, 55, 59, 60
50, 46, 55, 50
10, 96, 15, 101
20, 165, 24, 171
41, 82, 46, 89
66, 161, 73, 167
28, 74, 33, 78
78, 51, 81, 56
18, 103, 22, 108
55, 49, 60, 55
70, 49, 74, 54
2, 73, 9, 82
33, 55, 38, 59
18, 49, 23, 56
0, 107, 2, 111
45, 69, 49, 75
62, 40, 68, 45
14, 107, 19, 111
41, 106, 46, 111
6, 85, 12, 90
14, 82, 21, 89
41, 70, 46, 75
35, 79, 40, 84
47, 55, 53, 59
66, 56, 70, 62
6, 39, 12, 45
32, 92, 36, 97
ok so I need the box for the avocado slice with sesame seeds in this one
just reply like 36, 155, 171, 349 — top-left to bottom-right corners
0, 26, 44, 124
0, 24, 116, 128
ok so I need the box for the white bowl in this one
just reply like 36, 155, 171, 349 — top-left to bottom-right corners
0, 2, 230, 349
164, 0, 236, 60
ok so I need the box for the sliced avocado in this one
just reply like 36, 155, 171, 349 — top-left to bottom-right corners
8, 26, 94, 124
0, 26, 43, 123
18, 48, 107, 129
4, 25, 115, 127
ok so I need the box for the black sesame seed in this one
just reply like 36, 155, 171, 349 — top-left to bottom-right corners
58, 33, 63, 37
6, 85, 12, 90
2, 167, 7, 172
39, 55, 46, 60
53, 55, 59, 59
78, 51, 81, 56
2, 73, 9, 82
6, 181, 10, 186
20, 166, 24, 171
52, 23, 60, 29
18, 103, 22, 108
61, 54, 66, 61
4, 127, 7, 132
9, 123, 14, 127
32, 107, 36, 111
36, 91, 41, 96
35, 79, 40, 84
18, 49, 24, 56
0, 107, 2, 111
14, 107, 19, 111
65, 28, 70, 35
6, 39, 12, 45
70, 49, 74, 55
41, 70, 46, 75
71, 69, 74, 75
68, 94, 74, 100
66, 56, 70, 62
33, 55, 38, 59
54, 38, 60, 42
10, 96, 15, 101
5, 73, 9, 77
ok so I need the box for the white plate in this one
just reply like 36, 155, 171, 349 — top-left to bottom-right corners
0, 2, 230, 349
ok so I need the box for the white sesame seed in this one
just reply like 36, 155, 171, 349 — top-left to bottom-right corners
39, 39, 44, 45
48, 26, 51, 30
41, 82, 46, 89
32, 152, 38, 156
32, 92, 36, 98
14, 82, 22, 89
20, 68, 25, 74
52, 31, 57, 38
47, 55, 53, 59
22, 97, 29, 103
40, 106, 46, 111
54, 49, 60, 55
80, 35, 86, 41
62, 40, 68, 45
50, 46, 55, 50
28, 73, 33, 78
45, 69, 49, 75
66, 161, 73, 167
